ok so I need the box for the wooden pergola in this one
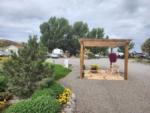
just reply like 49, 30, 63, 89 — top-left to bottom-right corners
79, 38, 131, 80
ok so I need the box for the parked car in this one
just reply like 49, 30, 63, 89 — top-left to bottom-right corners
52, 48, 64, 57
95, 54, 100, 58
117, 52, 124, 58
50, 53, 59, 58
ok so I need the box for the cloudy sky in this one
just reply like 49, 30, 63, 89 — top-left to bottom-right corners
0, 0, 150, 51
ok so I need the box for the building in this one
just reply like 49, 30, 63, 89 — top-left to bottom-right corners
5, 45, 19, 55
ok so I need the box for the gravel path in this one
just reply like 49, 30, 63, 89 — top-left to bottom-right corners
54, 58, 150, 113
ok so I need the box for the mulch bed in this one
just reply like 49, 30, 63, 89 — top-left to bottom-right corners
84, 69, 124, 80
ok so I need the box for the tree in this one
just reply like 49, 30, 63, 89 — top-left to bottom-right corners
40, 17, 110, 56
40, 17, 71, 52
88, 28, 104, 38
118, 42, 135, 53
72, 21, 89, 38
3, 35, 53, 98
142, 38, 150, 55
87, 28, 108, 55
68, 21, 89, 55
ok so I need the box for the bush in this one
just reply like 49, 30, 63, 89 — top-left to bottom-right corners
2, 36, 53, 98
32, 82, 64, 99
36, 77, 54, 89
0, 91, 12, 101
31, 88, 56, 99
4, 95, 60, 113
50, 82, 64, 96
87, 52, 95, 59
0, 75, 7, 92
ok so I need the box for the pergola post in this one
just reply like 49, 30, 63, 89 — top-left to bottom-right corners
124, 44, 129, 80
80, 42, 84, 78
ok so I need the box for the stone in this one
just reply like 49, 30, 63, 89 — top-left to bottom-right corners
71, 102, 76, 109
71, 93, 76, 101
67, 101, 71, 106
64, 108, 73, 113
61, 92, 76, 113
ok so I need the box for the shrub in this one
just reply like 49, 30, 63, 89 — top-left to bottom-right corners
0, 74, 7, 92
0, 91, 12, 101
32, 82, 64, 99
36, 77, 54, 89
4, 95, 60, 113
50, 82, 64, 96
87, 52, 95, 59
31, 88, 56, 99
36, 63, 55, 89
2, 36, 54, 98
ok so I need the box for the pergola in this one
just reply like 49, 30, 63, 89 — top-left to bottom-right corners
79, 38, 131, 80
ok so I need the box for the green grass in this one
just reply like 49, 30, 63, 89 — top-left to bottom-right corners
53, 64, 71, 80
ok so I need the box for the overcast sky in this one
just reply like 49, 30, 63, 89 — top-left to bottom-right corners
0, 0, 150, 51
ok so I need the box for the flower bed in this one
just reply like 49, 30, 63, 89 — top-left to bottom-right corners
0, 63, 72, 113
2, 82, 76, 113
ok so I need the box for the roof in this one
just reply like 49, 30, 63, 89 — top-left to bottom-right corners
6, 45, 19, 49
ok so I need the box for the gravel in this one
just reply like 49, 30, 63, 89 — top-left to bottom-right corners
53, 58, 150, 113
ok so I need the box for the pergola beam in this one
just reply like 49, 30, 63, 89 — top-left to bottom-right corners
80, 39, 131, 47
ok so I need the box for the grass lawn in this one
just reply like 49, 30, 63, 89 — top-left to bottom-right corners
54, 64, 71, 80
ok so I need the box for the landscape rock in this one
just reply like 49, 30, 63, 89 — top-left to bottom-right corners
61, 93, 76, 113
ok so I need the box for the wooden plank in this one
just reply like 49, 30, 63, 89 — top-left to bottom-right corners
83, 41, 126, 47
79, 39, 131, 47
124, 44, 129, 80
80, 38, 131, 42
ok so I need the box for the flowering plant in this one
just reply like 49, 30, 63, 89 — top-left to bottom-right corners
57, 88, 71, 104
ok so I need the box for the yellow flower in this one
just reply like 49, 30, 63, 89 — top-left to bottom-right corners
57, 88, 72, 104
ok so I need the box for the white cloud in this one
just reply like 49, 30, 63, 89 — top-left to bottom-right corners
0, 0, 150, 51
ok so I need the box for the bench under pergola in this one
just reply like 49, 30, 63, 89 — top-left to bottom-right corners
79, 38, 131, 80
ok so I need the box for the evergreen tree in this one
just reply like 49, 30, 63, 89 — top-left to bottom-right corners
3, 35, 52, 98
